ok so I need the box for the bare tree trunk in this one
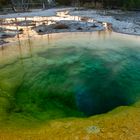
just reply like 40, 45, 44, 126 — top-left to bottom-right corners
10, 0, 17, 12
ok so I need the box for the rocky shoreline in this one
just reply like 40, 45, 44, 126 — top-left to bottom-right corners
0, 8, 140, 46
70, 9, 140, 36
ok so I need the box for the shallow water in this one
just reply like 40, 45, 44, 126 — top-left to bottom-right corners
0, 31, 140, 122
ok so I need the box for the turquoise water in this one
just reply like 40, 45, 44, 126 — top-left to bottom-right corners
0, 31, 140, 122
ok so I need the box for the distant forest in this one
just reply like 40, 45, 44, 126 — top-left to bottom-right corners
58, 0, 140, 9
0, 0, 140, 10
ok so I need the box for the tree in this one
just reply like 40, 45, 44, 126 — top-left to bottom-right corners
1, 0, 140, 10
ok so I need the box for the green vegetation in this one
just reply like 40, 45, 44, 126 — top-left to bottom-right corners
0, 0, 140, 10
80, 0, 140, 10
123, 0, 140, 10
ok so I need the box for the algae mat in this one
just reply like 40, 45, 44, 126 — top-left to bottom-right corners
0, 31, 140, 139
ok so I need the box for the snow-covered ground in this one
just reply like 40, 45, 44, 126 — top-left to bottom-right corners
70, 10, 140, 35
0, 7, 140, 36
0, 7, 73, 18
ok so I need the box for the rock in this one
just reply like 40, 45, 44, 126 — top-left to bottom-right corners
0, 33, 16, 39
77, 27, 83, 30
91, 24, 98, 28
35, 24, 47, 33
81, 17, 89, 22
0, 40, 8, 45
18, 28, 24, 34
53, 23, 69, 29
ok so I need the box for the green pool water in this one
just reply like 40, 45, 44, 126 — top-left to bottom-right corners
0, 31, 140, 124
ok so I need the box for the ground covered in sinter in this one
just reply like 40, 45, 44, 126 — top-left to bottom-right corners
0, 7, 140, 46
0, 104, 140, 140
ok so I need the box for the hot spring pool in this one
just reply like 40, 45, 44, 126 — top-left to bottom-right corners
0, 31, 140, 122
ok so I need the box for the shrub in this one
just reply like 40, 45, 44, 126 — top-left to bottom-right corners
83, 2, 95, 9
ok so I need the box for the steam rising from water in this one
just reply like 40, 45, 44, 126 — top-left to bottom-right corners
0, 32, 140, 121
